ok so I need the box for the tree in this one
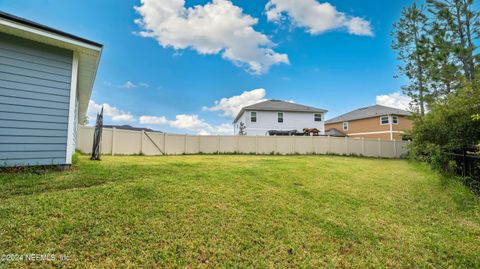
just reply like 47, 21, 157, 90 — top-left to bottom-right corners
427, 21, 461, 97
392, 4, 432, 117
427, 0, 479, 84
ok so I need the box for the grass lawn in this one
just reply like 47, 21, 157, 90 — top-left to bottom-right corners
0, 155, 479, 268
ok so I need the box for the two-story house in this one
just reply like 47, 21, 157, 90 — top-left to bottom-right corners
233, 100, 328, 136
325, 105, 412, 140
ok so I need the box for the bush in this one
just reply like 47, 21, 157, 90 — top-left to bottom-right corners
409, 86, 480, 177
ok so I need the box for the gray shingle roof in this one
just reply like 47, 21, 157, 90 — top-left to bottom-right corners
325, 105, 411, 124
234, 100, 327, 123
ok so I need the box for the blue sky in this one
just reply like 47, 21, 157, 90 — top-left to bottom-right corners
1, 0, 414, 134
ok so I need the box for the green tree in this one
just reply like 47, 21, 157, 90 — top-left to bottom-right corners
392, 4, 432, 117
427, 0, 479, 84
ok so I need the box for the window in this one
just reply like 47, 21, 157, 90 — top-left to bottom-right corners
314, 113, 322, 122
251, 111, 257, 123
278, 112, 284, 123
380, 116, 389, 125
343, 122, 349, 131
392, 115, 398, 124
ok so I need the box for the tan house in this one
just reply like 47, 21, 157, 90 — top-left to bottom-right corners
325, 105, 412, 141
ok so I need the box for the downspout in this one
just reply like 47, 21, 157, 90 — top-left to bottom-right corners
389, 114, 393, 141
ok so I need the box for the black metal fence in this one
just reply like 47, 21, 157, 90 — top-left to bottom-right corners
445, 146, 480, 194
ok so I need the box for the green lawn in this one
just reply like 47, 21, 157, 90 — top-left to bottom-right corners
0, 155, 479, 268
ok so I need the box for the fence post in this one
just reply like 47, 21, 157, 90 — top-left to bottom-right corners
255, 135, 258, 155
311, 135, 315, 154
163, 133, 167, 155
140, 130, 144, 155
378, 138, 382, 157
111, 127, 116, 156
184, 134, 187, 154
327, 135, 331, 154
345, 136, 349, 155
236, 135, 240, 153
275, 135, 278, 154
218, 135, 221, 154
293, 136, 297, 154
362, 137, 365, 156
393, 139, 397, 157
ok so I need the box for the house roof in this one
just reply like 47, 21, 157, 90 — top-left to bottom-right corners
325, 105, 411, 124
234, 100, 327, 123
0, 11, 103, 121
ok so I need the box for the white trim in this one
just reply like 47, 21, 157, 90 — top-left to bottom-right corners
65, 52, 79, 164
349, 131, 405, 136
0, 18, 102, 51
389, 115, 393, 140
343, 121, 349, 131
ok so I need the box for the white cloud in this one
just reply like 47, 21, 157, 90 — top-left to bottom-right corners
138, 115, 168, 125
120, 81, 150, 89
265, 0, 373, 36
202, 88, 266, 118
87, 100, 136, 123
134, 0, 289, 74
140, 114, 233, 135
376, 92, 412, 110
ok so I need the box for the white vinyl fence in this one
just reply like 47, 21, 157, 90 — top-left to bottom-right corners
76, 126, 409, 158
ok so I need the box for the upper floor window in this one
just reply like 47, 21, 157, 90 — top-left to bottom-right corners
251, 111, 257, 123
392, 115, 399, 124
278, 112, 284, 123
343, 122, 349, 131
380, 116, 389, 125
314, 113, 322, 122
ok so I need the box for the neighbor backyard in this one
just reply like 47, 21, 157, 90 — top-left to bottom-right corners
0, 155, 479, 268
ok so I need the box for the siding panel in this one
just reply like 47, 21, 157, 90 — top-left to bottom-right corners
1, 73, 70, 89
0, 112, 68, 123
0, 119, 68, 130
0, 128, 67, 137
0, 88, 70, 103
0, 144, 66, 152
0, 33, 72, 166
0, 136, 67, 144
0, 95, 69, 109
0, 104, 68, 117
0, 80, 70, 96
0, 64, 71, 83
0, 48, 72, 70
0, 56, 72, 76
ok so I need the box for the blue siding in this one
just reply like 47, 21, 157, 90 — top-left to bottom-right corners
0, 33, 72, 166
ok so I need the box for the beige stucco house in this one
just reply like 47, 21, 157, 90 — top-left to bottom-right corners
325, 105, 412, 141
